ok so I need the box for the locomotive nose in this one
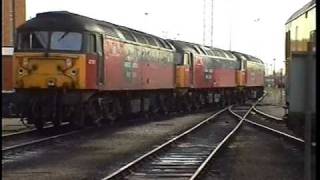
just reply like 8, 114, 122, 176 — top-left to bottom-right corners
14, 55, 82, 89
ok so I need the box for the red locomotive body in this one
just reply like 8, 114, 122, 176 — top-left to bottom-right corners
103, 39, 175, 90
245, 61, 264, 87
192, 54, 238, 88
232, 51, 265, 97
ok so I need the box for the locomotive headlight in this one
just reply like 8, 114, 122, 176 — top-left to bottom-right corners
22, 58, 29, 66
70, 69, 77, 76
47, 79, 56, 87
18, 68, 24, 75
66, 58, 73, 68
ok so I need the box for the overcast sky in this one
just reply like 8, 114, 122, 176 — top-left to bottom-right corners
26, 0, 310, 74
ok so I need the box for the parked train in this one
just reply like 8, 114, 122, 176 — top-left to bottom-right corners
12, 11, 264, 130
284, 0, 315, 137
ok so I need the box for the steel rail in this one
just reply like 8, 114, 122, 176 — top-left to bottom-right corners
229, 108, 304, 144
190, 100, 258, 179
101, 107, 228, 180
2, 122, 69, 138
102, 95, 265, 180
3, 128, 38, 138
2, 129, 82, 153
252, 106, 283, 121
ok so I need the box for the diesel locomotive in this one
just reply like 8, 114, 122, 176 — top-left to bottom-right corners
284, 0, 315, 137
13, 11, 265, 130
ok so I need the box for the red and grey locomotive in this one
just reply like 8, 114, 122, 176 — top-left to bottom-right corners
12, 11, 264, 130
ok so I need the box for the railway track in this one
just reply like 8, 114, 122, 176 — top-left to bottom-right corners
101, 101, 256, 180
2, 110, 210, 165
2, 124, 84, 156
101, 93, 304, 180
2, 106, 217, 157
2, 121, 70, 138
252, 106, 283, 121
230, 106, 304, 145
201, 107, 304, 179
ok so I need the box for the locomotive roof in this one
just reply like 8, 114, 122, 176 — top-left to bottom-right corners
168, 40, 237, 60
17, 11, 174, 50
286, 0, 315, 24
18, 11, 106, 32
231, 51, 264, 64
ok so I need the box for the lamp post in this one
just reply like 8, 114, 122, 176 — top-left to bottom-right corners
253, 18, 260, 57
210, 0, 214, 47
273, 58, 276, 88
173, 33, 180, 40
144, 12, 150, 32
229, 21, 232, 50
280, 68, 283, 105
203, 0, 206, 45
161, 31, 168, 38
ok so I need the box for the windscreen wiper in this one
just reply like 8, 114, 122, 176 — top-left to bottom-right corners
58, 32, 69, 41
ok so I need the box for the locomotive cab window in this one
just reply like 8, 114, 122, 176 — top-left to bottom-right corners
17, 31, 49, 50
17, 31, 83, 52
183, 53, 190, 65
86, 34, 104, 55
96, 35, 103, 55
50, 32, 82, 51
87, 34, 97, 53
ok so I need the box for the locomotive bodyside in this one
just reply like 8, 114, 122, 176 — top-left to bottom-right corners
169, 40, 248, 107
103, 36, 175, 90
170, 40, 240, 89
192, 50, 239, 89
232, 52, 265, 98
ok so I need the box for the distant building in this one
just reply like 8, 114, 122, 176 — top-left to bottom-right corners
264, 76, 274, 87
2, 0, 26, 91
264, 72, 284, 88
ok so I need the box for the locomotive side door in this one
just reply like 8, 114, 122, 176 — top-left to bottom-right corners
242, 59, 247, 85
96, 34, 105, 87
189, 53, 194, 87
87, 33, 105, 88
183, 53, 191, 87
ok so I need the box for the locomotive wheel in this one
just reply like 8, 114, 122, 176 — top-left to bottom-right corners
34, 119, 44, 130
148, 107, 160, 121
70, 105, 85, 129
148, 103, 161, 121
52, 93, 62, 128
105, 99, 121, 125
184, 96, 192, 113
159, 97, 169, 116
192, 95, 201, 112
31, 100, 44, 131
93, 97, 121, 126
53, 109, 62, 128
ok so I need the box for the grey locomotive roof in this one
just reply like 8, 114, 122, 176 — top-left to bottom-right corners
168, 40, 237, 60
231, 51, 264, 64
18, 11, 106, 33
17, 11, 171, 48
286, 0, 315, 24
